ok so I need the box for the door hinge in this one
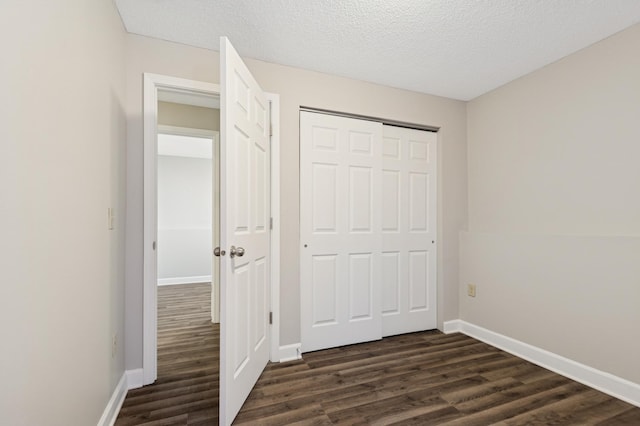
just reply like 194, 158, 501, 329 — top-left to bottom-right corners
269, 312, 273, 325
270, 217, 273, 230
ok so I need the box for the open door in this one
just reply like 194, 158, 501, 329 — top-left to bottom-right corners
219, 37, 271, 425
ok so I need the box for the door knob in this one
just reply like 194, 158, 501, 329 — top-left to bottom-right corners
214, 247, 226, 257
229, 246, 245, 258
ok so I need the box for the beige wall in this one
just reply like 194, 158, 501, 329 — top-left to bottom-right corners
158, 101, 220, 131
464, 24, 640, 383
0, 1, 127, 425
125, 34, 467, 369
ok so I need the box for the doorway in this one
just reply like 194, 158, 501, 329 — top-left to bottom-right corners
157, 103, 221, 321
156, 101, 221, 387
141, 73, 282, 389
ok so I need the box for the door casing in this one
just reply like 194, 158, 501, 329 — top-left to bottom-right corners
141, 73, 281, 385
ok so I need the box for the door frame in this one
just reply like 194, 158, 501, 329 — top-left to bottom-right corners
142, 73, 281, 385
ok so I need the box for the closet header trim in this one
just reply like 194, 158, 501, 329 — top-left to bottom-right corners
299, 106, 440, 133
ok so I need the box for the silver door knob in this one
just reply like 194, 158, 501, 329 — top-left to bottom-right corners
229, 246, 245, 258
214, 247, 226, 257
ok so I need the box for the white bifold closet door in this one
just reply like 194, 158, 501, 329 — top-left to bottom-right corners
380, 125, 437, 336
300, 112, 383, 353
300, 111, 437, 353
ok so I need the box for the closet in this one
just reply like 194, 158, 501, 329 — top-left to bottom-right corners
300, 110, 437, 352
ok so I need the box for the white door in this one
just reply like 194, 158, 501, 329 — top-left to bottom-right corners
300, 111, 383, 352
220, 37, 270, 426
381, 125, 437, 336
300, 112, 438, 351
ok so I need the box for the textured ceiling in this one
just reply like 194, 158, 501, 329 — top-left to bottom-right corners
115, 0, 640, 101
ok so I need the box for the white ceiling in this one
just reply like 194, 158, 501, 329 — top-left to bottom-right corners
115, 0, 640, 101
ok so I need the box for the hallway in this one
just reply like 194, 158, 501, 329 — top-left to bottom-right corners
116, 283, 218, 425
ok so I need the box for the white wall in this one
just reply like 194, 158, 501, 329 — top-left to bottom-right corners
124, 34, 467, 369
463, 24, 640, 384
158, 155, 213, 282
0, 1, 126, 425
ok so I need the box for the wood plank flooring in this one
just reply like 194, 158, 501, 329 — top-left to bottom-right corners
116, 283, 219, 426
116, 283, 640, 425
236, 331, 640, 426
236, 332, 640, 425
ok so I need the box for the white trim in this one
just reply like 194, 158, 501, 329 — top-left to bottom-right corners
442, 319, 463, 334
143, 74, 158, 385
267, 93, 281, 362
143, 73, 281, 384
157, 125, 216, 138
157, 275, 212, 286
126, 368, 144, 390
278, 343, 302, 363
443, 320, 640, 408
97, 373, 127, 426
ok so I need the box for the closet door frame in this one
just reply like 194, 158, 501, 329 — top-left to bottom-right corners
299, 109, 438, 352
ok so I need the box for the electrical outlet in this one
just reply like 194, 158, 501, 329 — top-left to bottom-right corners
112, 333, 117, 358
467, 284, 477, 297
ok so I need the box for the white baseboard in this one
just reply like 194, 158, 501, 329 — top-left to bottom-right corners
443, 319, 640, 408
442, 319, 463, 334
157, 275, 212, 286
97, 372, 128, 426
126, 368, 144, 390
278, 343, 302, 363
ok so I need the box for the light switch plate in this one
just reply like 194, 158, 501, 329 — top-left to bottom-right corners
108, 207, 115, 230
467, 284, 477, 297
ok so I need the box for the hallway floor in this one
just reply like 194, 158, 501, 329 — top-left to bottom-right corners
116, 283, 218, 425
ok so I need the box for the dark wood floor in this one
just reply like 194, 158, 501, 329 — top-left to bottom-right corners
237, 333, 640, 425
116, 283, 219, 425
116, 283, 640, 425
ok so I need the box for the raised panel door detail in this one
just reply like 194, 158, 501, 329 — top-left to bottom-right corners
380, 125, 437, 338
349, 166, 372, 232
312, 163, 337, 233
408, 251, 428, 311
349, 131, 373, 155
382, 136, 400, 159
221, 37, 271, 426
312, 255, 338, 326
301, 111, 383, 353
253, 257, 267, 350
312, 126, 338, 151
381, 252, 400, 315
382, 170, 400, 232
234, 128, 250, 234
349, 253, 372, 320
254, 96, 266, 134
409, 172, 428, 232
234, 71, 250, 117
254, 143, 266, 232
253, 143, 269, 232
233, 263, 250, 377
409, 139, 429, 161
